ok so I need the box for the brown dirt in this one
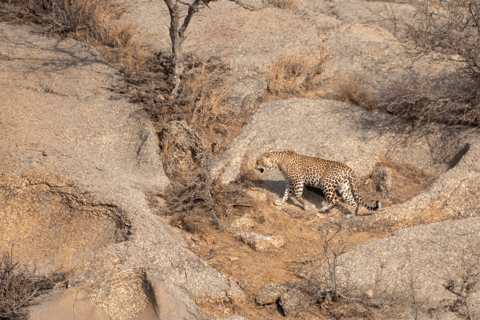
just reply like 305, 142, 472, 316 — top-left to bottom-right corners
358, 158, 438, 208
160, 191, 388, 319
156, 157, 438, 319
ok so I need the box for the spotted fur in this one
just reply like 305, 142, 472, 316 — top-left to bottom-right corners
255, 150, 381, 218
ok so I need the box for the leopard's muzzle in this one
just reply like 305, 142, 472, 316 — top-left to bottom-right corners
255, 164, 266, 174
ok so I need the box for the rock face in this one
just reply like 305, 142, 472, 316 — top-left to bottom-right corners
320, 218, 480, 320
211, 98, 480, 230
123, 0, 446, 104
0, 23, 239, 320
124, 0, 320, 70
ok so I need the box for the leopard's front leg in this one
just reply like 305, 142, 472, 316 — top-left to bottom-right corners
274, 182, 293, 206
293, 179, 308, 210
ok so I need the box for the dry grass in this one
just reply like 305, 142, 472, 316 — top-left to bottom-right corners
385, 73, 480, 127
358, 158, 438, 208
333, 73, 379, 110
266, 49, 327, 98
264, 0, 298, 11
0, 0, 147, 74
125, 54, 245, 152
0, 251, 68, 320
1, 0, 138, 46
178, 60, 231, 133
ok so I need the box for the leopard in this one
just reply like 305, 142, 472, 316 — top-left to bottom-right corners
255, 150, 381, 218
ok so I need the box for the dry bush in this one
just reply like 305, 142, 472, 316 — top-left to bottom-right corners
1, 0, 138, 47
297, 222, 383, 317
0, 251, 67, 320
386, 0, 480, 126
153, 164, 252, 235
442, 253, 480, 320
178, 59, 231, 132
267, 49, 327, 98
333, 73, 379, 110
358, 158, 438, 207
385, 72, 480, 126
264, 0, 298, 11
126, 54, 241, 147
0, 0, 147, 74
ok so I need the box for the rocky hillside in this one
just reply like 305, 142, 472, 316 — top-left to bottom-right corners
1, 0, 479, 319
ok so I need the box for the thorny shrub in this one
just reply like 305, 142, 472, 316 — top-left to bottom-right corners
296, 222, 384, 317
148, 158, 253, 236
441, 248, 480, 320
124, 54, 243, 146
385, 71, 480, 126
387, 0, 480, 126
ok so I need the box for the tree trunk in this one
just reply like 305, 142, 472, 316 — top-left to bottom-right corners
165, 1, 184, 96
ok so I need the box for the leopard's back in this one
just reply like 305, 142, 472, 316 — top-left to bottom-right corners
280, 153, 354, 188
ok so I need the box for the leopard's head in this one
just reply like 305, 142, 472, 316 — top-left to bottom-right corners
255, 150, 280, 174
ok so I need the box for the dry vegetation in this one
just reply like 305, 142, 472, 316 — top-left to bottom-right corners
358, 158, 438, 207
0, 251, 68, 320
125, 54, 243, 149
266, 48, 327, 99
333, 72, 379, 110
264, 0, 298, 11
385, 72, 480, 126
0, 0, 136, 45
386, 0, 480, 127
0, 0, 147, 74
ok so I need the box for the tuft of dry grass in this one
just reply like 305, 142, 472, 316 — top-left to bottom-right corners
0, 250, 68, 319
1, 0, 138, 46
266, 49, 327, 98
333, 73, 379, 110
179, 60, 231, 132
264, 0, 298, 11
0, 0, 147, 74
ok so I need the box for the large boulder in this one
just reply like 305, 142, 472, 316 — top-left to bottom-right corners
123, 0, 443, 104
0, 23, 242, 319
210, 98, 480, 230
124, 0, 321, 70
318, 218, 480, 320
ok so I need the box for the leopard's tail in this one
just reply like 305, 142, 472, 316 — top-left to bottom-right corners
348, 176, 381, 211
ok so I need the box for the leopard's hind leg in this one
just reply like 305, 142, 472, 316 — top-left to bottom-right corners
337, 180, 358, 218
319, 186, 339, 212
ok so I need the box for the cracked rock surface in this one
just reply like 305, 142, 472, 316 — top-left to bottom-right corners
0, 23, 239, 320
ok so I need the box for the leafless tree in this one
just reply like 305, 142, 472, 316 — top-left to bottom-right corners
162, 0, 260, 95
317, 221, 350, 302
